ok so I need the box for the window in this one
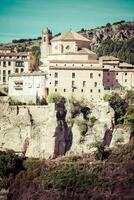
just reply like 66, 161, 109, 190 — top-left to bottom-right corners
94, 82, 97, 87
116, 72, 118, 75
3, 76, 6, 83
98, 73, 101, 77
90, 73, 93, 78
125, 79, 127, 82
81, 89, 83, 92
83, 81, 86, 87
64, 89, 66, 92
8, 70, 11, 75
65, 45, 70, 50
55, 80, 58, 86
107, 72, 110, 76
72, 73, 75, 78
72, 81, 75, 87
8, 61, 11, 66
55, 88, 57, 92
107, 79, 110, 82
125, 73, 127, 76
72, 88, 74, 92
54, 72, 58, 78
90, 89, 92, 93
21, 68, 24, 73
3, 70, 6, 75
15, 68, 19, 73
49, 74, 51, 76
3, 61, 6, 67
98, 89, 101, 93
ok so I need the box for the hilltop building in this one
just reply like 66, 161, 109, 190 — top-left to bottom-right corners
40, 28, 134, 101
8, 28, 134, 103
0, 46, 34, 87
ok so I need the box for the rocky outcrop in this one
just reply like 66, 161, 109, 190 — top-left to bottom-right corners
80, 22, 134, 49
0, 101, 131, 158
0, 103, 56, 159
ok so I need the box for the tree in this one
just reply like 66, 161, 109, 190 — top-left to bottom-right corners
104, 93, 128, 124
47, 93, 63, 104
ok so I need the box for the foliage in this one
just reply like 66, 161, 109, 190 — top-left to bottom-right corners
47, 92, 63, 104
40, 97, 47, 105
109, 143, 134, 162
0, 150, 16, 178
8, 98, 26, 105
90, 116, 97, 125
3, 87, 8, 94
104, 92, 128, 124
125, 90, 134, 100
0, 150, 24, 190
77, 120, 88, 136
96, 38, 134, 64
123, 105, 134, 130
37, 163, 99, 192
31, 46, 40, 66
91, 141, 105, 161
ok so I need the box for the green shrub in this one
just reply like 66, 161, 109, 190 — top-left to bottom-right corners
8, 98, 26, 105
124, 105, 134, 130
125, 90, 134, 100
77, 120, 88, 136
47, 93, 63, 104
90, 116, 97, 125
103, 92, 128, 124
28, 100, 35, 105
91, 141, 106, 161
40, 97, 47, 105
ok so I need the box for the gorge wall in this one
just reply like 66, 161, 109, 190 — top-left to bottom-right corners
0, 100, 131, 158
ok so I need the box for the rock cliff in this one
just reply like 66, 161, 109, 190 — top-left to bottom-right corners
0, 101, 131, 158
80, 21, 134, 49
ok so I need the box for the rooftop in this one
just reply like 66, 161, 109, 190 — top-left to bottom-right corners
52, 31, 90, 42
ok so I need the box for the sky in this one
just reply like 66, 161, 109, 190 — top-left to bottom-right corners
0, 0, 134, 43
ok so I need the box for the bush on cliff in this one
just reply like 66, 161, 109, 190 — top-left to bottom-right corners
47, 92, 63, 104
104, 92, 128, 124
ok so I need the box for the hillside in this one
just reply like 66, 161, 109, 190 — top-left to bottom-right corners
80, 21, 134, 64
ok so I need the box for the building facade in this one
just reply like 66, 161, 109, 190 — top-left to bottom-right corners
8, 72, 47, 103
40, 29, 134, 101
0, 46, 34, 87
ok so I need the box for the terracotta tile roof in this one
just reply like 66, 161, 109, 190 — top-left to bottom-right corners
52, 31, 90, 42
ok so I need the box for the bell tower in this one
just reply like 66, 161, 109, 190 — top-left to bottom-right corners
40, 27, 52, 66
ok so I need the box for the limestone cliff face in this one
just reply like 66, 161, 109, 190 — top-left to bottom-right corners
0, 103, 56, 159
0, 101, 130, 158
80, 22, 134, 49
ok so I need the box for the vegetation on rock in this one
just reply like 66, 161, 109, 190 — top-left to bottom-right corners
47, 93, 63, 104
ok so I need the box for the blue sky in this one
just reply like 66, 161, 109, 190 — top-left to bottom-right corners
0, 0, 134, 43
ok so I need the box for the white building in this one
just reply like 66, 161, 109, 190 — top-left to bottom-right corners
8, 72, 47, 103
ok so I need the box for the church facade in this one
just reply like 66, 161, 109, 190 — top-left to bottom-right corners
40, 28, 134, 101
